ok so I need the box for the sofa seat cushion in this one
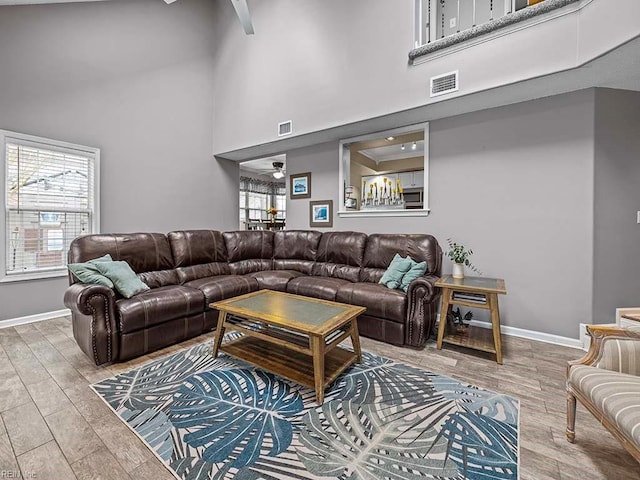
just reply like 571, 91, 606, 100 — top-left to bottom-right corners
286, 276, 350, 301
116, 285, 206, 334
337, 283, 407, 323
568, 365, 640, 448
185, 275, 259, 305
248, 270, 305, 291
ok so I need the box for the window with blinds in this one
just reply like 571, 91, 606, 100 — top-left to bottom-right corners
1, 131, 100, 280
239, 177, 286, 228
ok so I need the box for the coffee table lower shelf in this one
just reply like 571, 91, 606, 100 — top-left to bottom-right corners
221, 336, 357, 394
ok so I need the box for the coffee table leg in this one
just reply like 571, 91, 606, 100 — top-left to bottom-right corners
436, 288, 452, 350
350, 319, 362, 363
311, 335, 325, 404
212, 310, 227, 358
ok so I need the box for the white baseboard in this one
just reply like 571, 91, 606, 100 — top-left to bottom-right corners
0, 309, 71, 329
468, 319, 583, 350
436, 315, 583, 350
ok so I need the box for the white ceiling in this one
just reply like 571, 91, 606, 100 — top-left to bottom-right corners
240, 154, 286, 175
359, 140, 425, 164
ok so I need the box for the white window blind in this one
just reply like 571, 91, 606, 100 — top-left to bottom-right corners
2, 131, 99, 279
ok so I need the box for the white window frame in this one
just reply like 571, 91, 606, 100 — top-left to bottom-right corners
0, 130, 100, 282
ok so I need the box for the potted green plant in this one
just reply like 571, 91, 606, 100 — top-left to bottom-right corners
447, 239, 480, 279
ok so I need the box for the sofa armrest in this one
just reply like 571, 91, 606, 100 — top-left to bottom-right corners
405, 274, 441, 347
568, 324, 640, 375
64, 283, 113, 315
63, 283, 119, 366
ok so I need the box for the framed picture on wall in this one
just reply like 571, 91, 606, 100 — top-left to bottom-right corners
290, 172, 311, 199
309, 200, 333, 228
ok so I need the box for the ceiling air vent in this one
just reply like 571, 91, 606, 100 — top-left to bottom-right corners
430, 70, 459, 97
278, 120, 292, 137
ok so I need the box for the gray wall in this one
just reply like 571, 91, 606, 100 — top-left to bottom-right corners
211, 0, 639, 155
287, 90, 596, 338
593, 89, 640, 322
0, 0, 239, 321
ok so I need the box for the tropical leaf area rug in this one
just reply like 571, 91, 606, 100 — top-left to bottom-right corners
92, 338, 519, 480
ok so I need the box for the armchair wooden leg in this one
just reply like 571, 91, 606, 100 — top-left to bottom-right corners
566, 390, 577, 443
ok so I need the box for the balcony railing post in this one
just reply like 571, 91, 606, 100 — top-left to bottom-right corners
416, 0, 424, 46
472, 0, 476, 26
425, 0, 429, 44
430, 0, 438, 42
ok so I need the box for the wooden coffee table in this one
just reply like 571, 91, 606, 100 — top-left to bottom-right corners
210, 290, 365, 404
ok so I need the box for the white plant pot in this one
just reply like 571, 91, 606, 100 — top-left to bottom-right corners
452, 263, 465, 279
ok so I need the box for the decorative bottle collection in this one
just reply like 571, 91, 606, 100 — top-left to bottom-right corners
361, 176, 404, 208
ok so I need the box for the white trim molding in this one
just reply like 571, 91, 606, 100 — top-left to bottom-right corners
467, 319, 583, 350
0, 270, 68, 283
338, 209, 431, 218
0, 308, 70, 329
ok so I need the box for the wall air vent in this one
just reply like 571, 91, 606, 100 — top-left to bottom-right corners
278, 120, 292, 137
430, 70, 459, 97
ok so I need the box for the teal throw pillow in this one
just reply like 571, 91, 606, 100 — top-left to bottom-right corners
94, 260, 150, 298
379, 254, 413, 290
400, 256, 428, 292
68, 254, 115, 288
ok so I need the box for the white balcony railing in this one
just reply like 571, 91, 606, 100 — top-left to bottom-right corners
411, 0, 581, 63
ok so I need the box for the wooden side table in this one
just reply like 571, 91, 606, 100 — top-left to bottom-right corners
435, 275, 507, 364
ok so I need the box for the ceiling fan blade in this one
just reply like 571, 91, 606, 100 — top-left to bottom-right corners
230, 0, 254, 35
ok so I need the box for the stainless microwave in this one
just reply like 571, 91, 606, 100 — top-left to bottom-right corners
404, 187, 423, 209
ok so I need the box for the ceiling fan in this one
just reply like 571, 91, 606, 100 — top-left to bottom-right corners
272, 161, 285, 179
163, 0, 254, 35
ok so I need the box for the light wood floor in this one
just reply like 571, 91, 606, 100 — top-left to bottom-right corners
0, 316, 638, 480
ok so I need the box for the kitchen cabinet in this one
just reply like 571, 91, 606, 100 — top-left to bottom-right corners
398, 170, 424, 188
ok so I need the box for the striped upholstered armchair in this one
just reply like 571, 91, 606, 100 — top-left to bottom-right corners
566, 324, 640, 462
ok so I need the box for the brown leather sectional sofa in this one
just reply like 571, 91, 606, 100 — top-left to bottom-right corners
64, 230, 442, 366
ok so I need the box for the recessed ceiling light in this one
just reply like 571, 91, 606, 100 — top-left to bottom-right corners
400, 144, 405, 150
412, 142, 417, 150
386, 136, 395, 141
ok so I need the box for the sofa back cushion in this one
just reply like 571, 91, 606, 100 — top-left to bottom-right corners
223, 231, 274, 275
168, 230, 227, 266
273, 230, 322, 274
360, 234, 442, 283
68, 233, 179, 288
168, 230, 230, 283
312, 231, 367, 283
